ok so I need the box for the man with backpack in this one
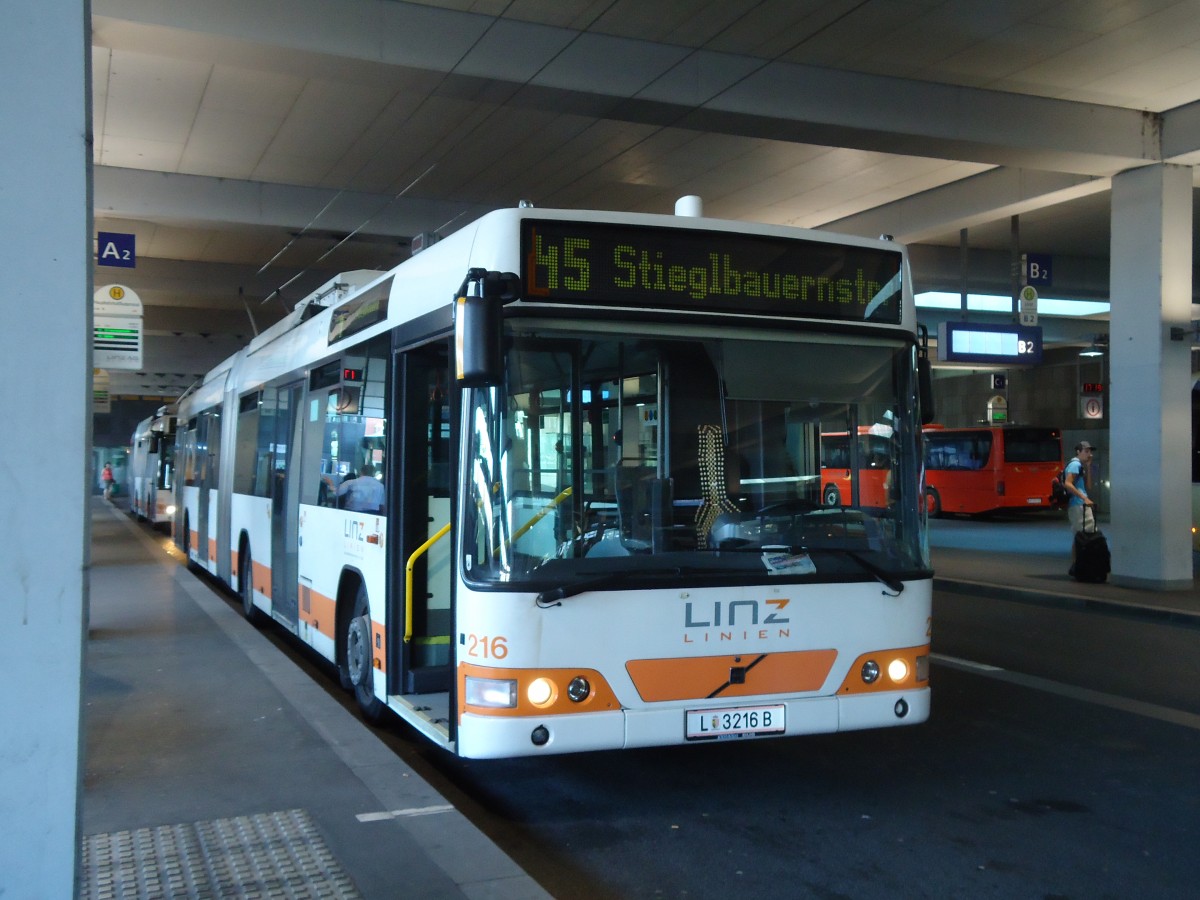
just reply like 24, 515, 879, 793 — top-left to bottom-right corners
1065, 441, 1103, 579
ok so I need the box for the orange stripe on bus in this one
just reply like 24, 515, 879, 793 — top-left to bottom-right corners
372, 619, 387, 674
297, 585, 339, 643
837, 645, 930, 695
626, 650, 838, 702
230, 552, 271, 599
252, 559, 270, 597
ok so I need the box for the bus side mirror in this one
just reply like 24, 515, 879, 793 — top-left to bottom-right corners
916, 323, 935, 425
454, 269, 519, 387
918, 356, 935, 425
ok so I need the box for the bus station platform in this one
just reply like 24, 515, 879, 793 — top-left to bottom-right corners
84, 496, 551, 900
929, 514, 1200, 624
81, 498, 1199, 899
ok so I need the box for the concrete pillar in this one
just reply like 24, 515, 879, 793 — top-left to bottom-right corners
0, 3, 90, 897
1108, 164, 1194, 590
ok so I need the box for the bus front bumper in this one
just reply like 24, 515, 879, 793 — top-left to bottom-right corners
455, 687, 930, 758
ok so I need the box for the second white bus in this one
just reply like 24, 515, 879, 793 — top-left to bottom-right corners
129, 407, 177, 528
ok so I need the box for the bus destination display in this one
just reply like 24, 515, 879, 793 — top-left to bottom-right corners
521, 220, 903, 324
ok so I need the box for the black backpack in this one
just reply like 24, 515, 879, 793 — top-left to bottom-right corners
1049, 468, 1070, 505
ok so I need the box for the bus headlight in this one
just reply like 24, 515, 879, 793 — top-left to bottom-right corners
887, 658, 909, 683
165, 505, 176, 516
527, 677, 556, 707
861, 660, 880, 684
465, 676, 517, 708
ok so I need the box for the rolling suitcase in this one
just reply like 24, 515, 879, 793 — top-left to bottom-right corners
1072, 523, 1110, 583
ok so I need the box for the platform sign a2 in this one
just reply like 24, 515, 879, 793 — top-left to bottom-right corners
97, 232, 136, 268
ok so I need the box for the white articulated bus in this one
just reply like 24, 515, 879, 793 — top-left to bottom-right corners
173, 204, 934, 758
129, 406, 177, 528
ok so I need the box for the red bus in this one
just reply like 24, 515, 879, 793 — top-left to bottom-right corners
820, 428, 893, 509
922, 425, 1062, 516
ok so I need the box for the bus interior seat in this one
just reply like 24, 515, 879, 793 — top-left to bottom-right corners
614, 464, 654, 551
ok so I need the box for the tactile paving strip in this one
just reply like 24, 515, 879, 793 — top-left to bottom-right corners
82, 808, 361, 899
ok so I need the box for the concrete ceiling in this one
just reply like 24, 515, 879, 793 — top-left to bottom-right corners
90, 0, 1200, 395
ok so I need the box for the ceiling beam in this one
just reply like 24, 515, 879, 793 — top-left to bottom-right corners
1162, 99, 1200, 169
94, 166, 487, 238
93, 0, 1185, 178
822, 168, 1111, 244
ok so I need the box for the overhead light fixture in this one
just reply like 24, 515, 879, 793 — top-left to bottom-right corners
915, 291, 1110, 317
1079, 336, 1105, 357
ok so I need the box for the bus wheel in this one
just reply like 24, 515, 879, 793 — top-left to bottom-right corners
345, 585, 384, 724
925, 487, 942, 517
823, 484, 841, 506
240, 544, 264, 626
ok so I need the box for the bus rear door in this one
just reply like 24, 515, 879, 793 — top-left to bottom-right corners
268, 381, 304, 626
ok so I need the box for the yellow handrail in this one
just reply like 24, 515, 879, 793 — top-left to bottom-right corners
405, 523, 451, 644
492, 485, 574, 558
510, 485, 573, 544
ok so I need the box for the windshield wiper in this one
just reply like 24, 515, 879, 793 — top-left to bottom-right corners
807, 547, 905, 594
535, 566, 699, 606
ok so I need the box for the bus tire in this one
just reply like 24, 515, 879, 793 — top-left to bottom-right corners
336, 582, 355, 691
925, 487, 942, 518
240, 541, 265, 626
345, 584, 384, 724
823, 484, 841, 506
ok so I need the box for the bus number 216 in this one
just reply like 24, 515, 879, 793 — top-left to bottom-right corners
466, 634, 509, 659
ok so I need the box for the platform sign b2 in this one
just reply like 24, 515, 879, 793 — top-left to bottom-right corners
1019, 285, 1038, 327
1024, 253, 1052, 287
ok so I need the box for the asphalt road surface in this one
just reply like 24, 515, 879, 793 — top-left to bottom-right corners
189, 513, 1197, 900
399, 586, 1200, 899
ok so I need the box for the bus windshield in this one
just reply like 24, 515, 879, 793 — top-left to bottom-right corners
463, 325, 928, 590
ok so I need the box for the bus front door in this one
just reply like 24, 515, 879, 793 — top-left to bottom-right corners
396, 344, 453, 695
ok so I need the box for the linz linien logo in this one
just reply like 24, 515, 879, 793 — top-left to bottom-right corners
683, 598, 791, 644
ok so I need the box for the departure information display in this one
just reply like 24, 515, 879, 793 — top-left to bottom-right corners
937, 321, 1043, 364
520, 219, 903, 324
